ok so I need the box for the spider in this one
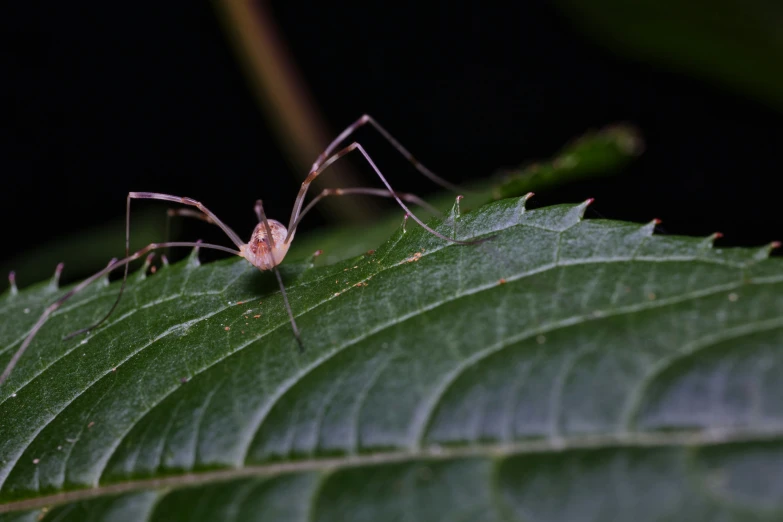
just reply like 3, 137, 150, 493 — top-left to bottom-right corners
1, 114, 480, 387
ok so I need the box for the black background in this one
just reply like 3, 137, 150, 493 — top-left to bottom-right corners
2, 2, 781, 286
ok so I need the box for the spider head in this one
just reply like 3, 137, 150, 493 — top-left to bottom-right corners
241, 219, 291, 271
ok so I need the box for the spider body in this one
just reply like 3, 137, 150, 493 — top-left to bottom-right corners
241, 219, 290, 271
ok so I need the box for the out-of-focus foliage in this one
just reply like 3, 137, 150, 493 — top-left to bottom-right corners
556, 0, 783, 111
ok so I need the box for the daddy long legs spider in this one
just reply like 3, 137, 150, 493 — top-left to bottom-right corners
1, 114, 482, 387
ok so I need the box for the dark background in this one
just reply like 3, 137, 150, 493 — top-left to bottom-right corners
2, 2, 781, 286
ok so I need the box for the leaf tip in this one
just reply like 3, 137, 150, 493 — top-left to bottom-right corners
608, 122, 645, 156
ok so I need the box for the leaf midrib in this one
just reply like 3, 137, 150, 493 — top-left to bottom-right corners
2, 428, 783, 514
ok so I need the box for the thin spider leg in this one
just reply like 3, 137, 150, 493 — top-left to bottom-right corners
165, 208, 215, 256
289, 187, 441, 238
75, 192, 244, 339
131, 192, 244, 248
287, 142, 484, 246
287, 144, 366, 237
255, 199, 303, 351
312, 114, 462, 193
167, 208, 215, 228
0, 241, 241, 388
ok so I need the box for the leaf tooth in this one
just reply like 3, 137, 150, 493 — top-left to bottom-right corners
447, 194, 464, 220
699, 232, 723, 249
101, 258, 117, 287
752, 240, 781, 261
443, 195, 466, 239
638, 219, 659, 238
47, 262, 65, 291
538, 201, 596, 231
186, 240, 203, 268
307, 249, 324, 269
518, 192, 534, 214
579, 198, 595, 219
134, 254, 156, 282
7, 271, 18, 297
400, 213, 410, 234
561, 197, 594, 227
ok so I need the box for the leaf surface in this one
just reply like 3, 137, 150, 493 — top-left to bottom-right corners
1, 196, 782, 520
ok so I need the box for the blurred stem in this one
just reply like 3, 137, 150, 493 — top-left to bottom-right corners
214, 0, 375, 223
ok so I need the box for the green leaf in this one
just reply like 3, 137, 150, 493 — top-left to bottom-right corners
492, 124, 643, 200
555, 0, 783, 111
1, 195, 782, 520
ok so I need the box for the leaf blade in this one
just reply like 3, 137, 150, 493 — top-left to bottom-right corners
1, 195, 782, 518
